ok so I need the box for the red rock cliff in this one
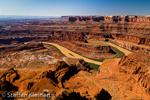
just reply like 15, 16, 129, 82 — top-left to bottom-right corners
66, 15, 150, 22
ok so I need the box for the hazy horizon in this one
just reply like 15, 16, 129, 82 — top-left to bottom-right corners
0, 0, 150, 16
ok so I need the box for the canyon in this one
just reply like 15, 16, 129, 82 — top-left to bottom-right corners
0, 15, 150, 100
1, 15, 150, 53
0, 47, 150, 100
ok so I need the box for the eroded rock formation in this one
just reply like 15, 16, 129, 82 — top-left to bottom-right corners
66, 15, 150, 22
0, 50, 150, 99
97, 50, 150, 100
0, 41, 45, 56
52, 40, 116, 59
0, 41, 64, 68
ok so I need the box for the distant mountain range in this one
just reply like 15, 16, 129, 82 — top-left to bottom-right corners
0, 15, 59, 19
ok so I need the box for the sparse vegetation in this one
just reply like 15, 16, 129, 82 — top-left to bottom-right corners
75, 52, 105, 62
111, 46, 125, 58
44, 42, 125, 63
43, 43, 66, 56
44, 42, 106, 62
106, 41, 133, 53
88, 62, 100, 71
69, 53, 74, 57
43, 43, 61, 52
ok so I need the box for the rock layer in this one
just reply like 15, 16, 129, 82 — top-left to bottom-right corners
66, 15, 150, 22
53, 40, 116, 59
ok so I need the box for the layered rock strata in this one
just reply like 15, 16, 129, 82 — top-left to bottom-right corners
109, 39, 150, 51
53, 41, 115, 59
0, 41, 45, 56
66, 15, 150, 22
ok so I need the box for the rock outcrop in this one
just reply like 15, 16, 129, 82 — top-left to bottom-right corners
0, 60, 82, 98
0, 42, 64, 68
97, 50, 150, 100
109, 39, 150, 51
0, 30, 88, 43
0, 41, 45, 56
118, 50, 150, 96
0, 68, 19, 83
